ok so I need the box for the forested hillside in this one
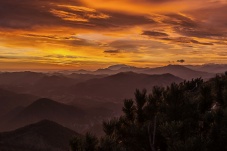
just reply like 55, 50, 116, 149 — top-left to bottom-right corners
70, 72, 227, 151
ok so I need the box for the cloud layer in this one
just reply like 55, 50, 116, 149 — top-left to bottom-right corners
0, 0, 227, 69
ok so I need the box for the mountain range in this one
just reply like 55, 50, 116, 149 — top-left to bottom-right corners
0, 64, 217, 102
0, 64, 226, 149
65, 64, 220, 80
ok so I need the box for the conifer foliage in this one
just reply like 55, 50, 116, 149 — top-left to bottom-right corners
70, 72, 227, 151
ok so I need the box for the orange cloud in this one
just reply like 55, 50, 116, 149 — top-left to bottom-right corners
0, 0, 227, 70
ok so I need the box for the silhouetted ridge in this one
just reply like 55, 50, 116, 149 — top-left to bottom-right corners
70, 72, 183, 100
23, 98, 82, 112
29, 98, 60, 107
108, 71, 140, 78
107, 72, 180, 81
0, 98, 86, 132
107, 64, 132, 70
0, 88, 37, 117
185, 63, 227, 73
16, 98, 85, 120
143, 64, 214, 80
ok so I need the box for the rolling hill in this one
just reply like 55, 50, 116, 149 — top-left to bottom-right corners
0, 88, 38, 117
70, 72, 183, 101
0, 98, 86, 132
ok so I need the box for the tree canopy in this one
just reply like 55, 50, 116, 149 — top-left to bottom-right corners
70, 72, 227, 151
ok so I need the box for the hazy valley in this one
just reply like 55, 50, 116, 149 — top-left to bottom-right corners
0, 64, 226, 150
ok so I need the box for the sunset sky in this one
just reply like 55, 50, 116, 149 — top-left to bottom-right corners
0, 0, 227, 70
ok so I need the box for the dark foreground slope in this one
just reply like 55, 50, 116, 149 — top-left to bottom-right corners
0, 120, 78, 151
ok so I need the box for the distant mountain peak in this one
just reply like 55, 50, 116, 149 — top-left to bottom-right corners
167, 64, 185, 67
32, 98, 56, 105
107, 71, 140, 78
19, 98, 74, 115
165, 64, 194, 70
107, 64, 132, 70
27, 119, 66, 129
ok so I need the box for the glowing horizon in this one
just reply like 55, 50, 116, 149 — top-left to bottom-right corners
0, 0, 227, 70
